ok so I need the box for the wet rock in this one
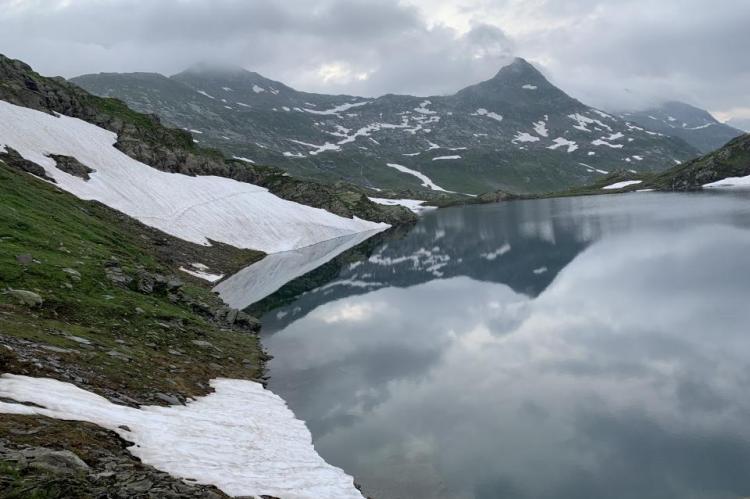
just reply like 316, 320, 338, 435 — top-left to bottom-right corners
7, 289, 43, 307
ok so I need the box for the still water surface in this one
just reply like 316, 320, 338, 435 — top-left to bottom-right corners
254, 192, 750, 499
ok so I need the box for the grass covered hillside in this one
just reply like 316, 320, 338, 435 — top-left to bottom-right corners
0, 161, 268, 497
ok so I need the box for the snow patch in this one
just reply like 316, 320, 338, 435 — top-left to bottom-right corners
0, 100, 385, 254
480, 243, 511, 261
369, 197, 433, 214
252, 85, 265, 93
548, 138, 578, 153
522, 84, 537, 90
533, 119, 549, 138
288, 139, 341, 156
385, 163, 450, 192
472, 108, 503, 122
704, 173, 750, 189
179, 266, 224, 283
602, 180, 643, 190
513, 132, 540, 143
304, 101, 370, 117
232, 156, 255, 164
196, 90, 215, 99
414, 100, 437, 115
0, 374, 364, 499
591, 139, 624, 149
432, 155, 461, 161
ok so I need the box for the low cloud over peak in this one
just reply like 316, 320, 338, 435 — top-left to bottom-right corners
0, 0, 746, 118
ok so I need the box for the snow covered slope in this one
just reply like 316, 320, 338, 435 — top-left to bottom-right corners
0, 374, 364, 499
0, 100, 386, 253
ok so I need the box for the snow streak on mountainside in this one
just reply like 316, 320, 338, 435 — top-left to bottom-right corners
72, 59, 698, 195
0, 375, 364, 499
0, 100, 387, 253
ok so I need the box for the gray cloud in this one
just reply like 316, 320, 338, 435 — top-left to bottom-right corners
0, 0, 747, 118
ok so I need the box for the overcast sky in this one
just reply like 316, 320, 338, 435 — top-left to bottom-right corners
1, 0, 748, 121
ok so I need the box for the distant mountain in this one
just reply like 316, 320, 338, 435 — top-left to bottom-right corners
72, 58, 698, 195
726, 117, 750, 133
621, 101, 743, 153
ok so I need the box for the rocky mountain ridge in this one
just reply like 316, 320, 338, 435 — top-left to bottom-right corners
622, 101, 744, 153
72, 58, 699, 195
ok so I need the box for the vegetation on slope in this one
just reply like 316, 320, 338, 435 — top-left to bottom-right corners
0, 163, 267, 497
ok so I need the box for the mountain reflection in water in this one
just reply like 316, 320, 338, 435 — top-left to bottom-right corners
251, 192, 750, 499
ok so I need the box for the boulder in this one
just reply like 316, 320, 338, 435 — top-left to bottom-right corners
8, 289, 43, 307
22, 448, 90, 475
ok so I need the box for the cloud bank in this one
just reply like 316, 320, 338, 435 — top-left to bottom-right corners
0, 0, 747, 118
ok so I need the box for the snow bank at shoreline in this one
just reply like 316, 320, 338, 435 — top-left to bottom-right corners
0, 374, 364, 499
0, 100, 386, 253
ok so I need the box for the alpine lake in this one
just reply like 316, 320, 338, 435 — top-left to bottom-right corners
224, 191, 750, 499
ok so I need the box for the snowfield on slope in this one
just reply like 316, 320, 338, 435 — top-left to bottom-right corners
704, 173, 750, 188
0, 100, 386, 253
0, 374, 364, 499
602, 180, 643, 190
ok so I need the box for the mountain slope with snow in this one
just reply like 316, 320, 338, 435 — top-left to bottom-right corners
73, 58, 698, 195
622, 101, 744, 153
0, 100, 386, 253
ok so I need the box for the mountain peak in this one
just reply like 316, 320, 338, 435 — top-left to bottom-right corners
493, 57, 545, 82
180, 61, 251, 77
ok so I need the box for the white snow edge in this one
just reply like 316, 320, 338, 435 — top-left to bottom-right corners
0, 100, 387, 254
0, 374, 364, 499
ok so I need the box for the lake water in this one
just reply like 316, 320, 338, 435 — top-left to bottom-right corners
252, 192, 750, 499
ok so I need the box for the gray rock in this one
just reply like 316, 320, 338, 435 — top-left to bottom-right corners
124, 478, 154, 494
22, 448, 90, 475
8, 289, 43, 307
47, 154, 95, 180
166, 277, 184, 291
191, 340, 214, 349
62, 267, 82, 281
16, 253, 33, 265
225, 308, 239, 325
155, 393, 182, 405
106, 266, 133, 286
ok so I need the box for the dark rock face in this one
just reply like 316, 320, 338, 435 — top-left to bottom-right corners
0, 53, 416, 225
0, 147, 55, 182
47, 154, 95, 180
